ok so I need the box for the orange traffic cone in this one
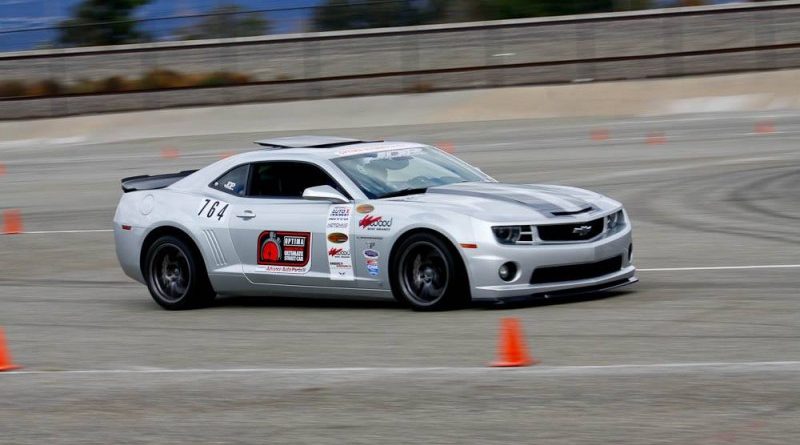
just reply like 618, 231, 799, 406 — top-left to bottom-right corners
160, 147, 180, 159
754, 121, 775, 134
646, 131, 666, 145
490, 317, 539, 367
2, 209, 23, 235
436, 141, 455, 154
591, 128, 609, 141
0, 328, 20, 371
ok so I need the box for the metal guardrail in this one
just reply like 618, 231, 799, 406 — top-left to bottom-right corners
2, 1, 800, 119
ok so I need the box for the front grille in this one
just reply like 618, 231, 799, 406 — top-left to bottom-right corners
531, 255, 623, 284
537, 217, 604, 242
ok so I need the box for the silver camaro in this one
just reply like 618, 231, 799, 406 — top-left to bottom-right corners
114, 136, 637, 311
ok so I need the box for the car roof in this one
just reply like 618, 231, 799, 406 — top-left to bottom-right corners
253, 135, 364, 149
228, 137, 428, 163
171, 137, 430, 194
170, 136, 438, 191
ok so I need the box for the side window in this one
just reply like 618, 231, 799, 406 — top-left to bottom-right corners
210, 164, 249, 196
248, 162, 347, 198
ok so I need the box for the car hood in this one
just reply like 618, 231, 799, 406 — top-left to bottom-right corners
391, 182, 620, 222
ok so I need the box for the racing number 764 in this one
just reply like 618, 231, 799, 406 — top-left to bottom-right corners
198, 199, 228, 221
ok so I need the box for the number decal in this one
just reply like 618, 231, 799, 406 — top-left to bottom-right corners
216, 204, 228, 221
197, 199, 230, 222
207, 201, 219, 218
198, 199, 211, 216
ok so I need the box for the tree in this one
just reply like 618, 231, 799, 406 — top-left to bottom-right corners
58, 0, 151, 47
177, 4, 271, 40
465, 0, 616, 21
312, 0, 626, 31
313, 0, 447, 31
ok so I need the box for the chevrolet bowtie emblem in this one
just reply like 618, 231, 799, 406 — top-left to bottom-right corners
572, 225, 592, 236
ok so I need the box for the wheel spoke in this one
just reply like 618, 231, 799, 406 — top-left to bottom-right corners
419, 282, 434, 300
149, 243, 193, 304
400, 241, 450, 306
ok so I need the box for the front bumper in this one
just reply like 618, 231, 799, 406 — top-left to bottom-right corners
466, 224, 636, 301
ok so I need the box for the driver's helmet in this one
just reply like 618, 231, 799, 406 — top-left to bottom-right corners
362, 159, 389, 181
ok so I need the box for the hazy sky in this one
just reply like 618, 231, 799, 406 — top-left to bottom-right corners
0, 0, 748, 52
0, 0, 321, 51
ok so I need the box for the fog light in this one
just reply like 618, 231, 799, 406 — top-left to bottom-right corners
498, 262, 517, 281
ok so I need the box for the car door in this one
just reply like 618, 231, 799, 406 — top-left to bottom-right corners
227, 160, 358, 288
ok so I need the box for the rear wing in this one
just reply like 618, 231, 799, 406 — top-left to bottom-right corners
121, 170, 197, 193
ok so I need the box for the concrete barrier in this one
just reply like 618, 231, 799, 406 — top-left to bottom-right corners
2, 68, 799, 146
2, 1, 800, 119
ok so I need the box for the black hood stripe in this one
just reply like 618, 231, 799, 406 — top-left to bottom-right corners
426, 187, 567, 217
516, 184, 591, 209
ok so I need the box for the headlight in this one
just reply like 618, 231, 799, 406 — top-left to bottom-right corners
492, 225, 532, 244
606, 210, 624, 230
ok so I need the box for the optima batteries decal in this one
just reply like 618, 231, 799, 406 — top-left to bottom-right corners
326, 204, 354, 280
256, 231, 312, 274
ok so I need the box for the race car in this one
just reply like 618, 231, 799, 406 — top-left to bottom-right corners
114, 136, 636, 311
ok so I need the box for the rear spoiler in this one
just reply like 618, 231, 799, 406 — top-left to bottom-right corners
121, 170, 197, 193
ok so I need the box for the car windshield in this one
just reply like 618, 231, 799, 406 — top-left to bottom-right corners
331, 145, 491, 199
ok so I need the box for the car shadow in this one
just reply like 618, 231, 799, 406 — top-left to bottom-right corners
476, 289, 633, 310
212, 294, 403, 310
209, 290, 632, 311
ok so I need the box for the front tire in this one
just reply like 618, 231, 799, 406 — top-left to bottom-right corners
391, 233, 469, 311
144, 235, 215, 310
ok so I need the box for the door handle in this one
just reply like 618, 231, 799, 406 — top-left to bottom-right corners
236, 210, 256, 220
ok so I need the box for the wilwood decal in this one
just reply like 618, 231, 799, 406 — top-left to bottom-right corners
359, 214, 393, 231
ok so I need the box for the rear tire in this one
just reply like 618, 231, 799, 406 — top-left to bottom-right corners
390, 232, 469, 311
144, 235, 215, 310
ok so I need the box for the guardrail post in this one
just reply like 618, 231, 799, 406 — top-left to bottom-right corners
757, 9, 775, 70
402, 30, 419, 92
575, 21, 595, 81
303, 38, 320, 99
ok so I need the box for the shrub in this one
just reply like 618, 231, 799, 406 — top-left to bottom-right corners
100, 75, 134, 92
138, 69, 189, 90
198, 71, 251, 87
27, 78, 64, 96
0, 80, 27, 98
1, 69, 254, 97
68, 78, 97, 94
407, 80, 433, 93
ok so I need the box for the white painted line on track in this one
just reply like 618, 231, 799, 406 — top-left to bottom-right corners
15, 229, 113, 235
4, 361, 800, 377
639, 265, 800, 272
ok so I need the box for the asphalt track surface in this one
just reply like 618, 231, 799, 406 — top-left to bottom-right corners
1, 111, 799, 444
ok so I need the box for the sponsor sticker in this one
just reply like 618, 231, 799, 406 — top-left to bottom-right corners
326, 205, 351, 230
363, 249, 379, 258
326, 204, 354, 281
335, 143, 423, 157
376, 148, 423, 159
356, 203, 374, 214
256, 231, 311, 274
327, 232, 348, 243
358, 214, 393, 231
366, 258, 380, 276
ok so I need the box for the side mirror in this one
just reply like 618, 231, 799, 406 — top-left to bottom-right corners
302, 185, 349, 204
